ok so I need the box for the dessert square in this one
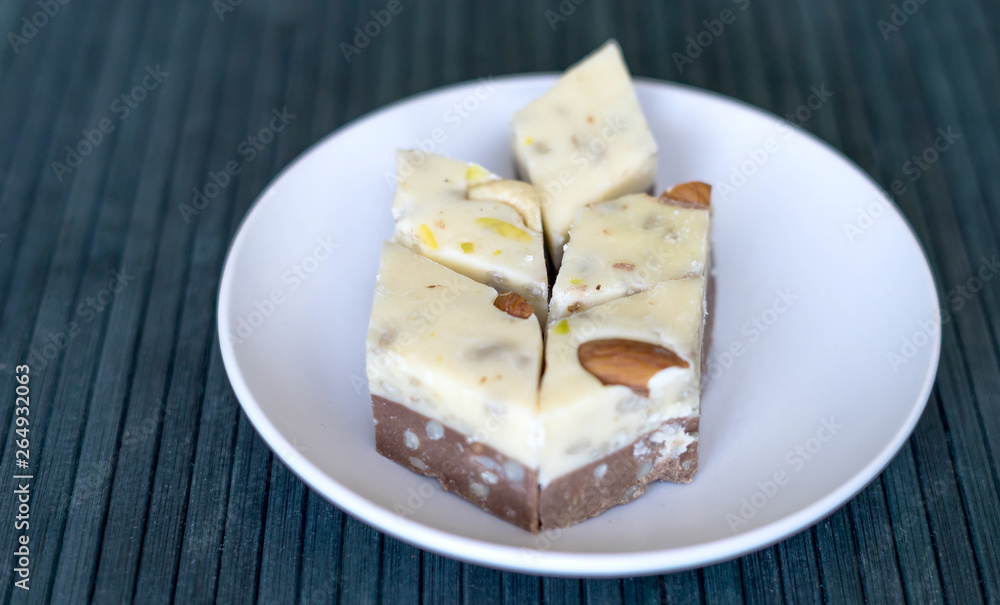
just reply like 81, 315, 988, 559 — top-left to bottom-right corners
550, 183, 711, 321
392, 151, 549, 324
538, 277, 706, 528
511, 40, 658, 267
366, 242, 544, 531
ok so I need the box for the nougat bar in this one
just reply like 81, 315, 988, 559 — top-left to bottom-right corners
550, 183, 711, 321
538, 278, 706, 529
392, 151, 549, 324
366, 242, 544, 531
511, 40, 658, 267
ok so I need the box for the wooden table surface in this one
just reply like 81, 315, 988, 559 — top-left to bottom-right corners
1, 0, 998, 602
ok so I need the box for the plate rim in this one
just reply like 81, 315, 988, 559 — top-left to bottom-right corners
216, 73, 942, 577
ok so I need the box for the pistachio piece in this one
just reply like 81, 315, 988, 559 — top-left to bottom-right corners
475, 217, 533, 244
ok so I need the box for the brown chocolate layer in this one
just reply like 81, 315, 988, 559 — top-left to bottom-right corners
539, 417, 698, 530
373, 397, 698, 533
372, 395, 540, 532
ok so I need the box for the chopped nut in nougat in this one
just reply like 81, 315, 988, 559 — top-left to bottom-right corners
549, 184, 711, 321
366, 242, 544, 531
392, 151, 549, 324
537, 277, 706, 529
511, 40, 658, 267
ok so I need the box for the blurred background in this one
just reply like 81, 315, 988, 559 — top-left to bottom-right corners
1, 0, 998, 602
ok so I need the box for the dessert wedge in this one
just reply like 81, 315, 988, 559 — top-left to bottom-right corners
392, 151, 549, 324
366, 242, 544, 531
550, 183, 711, 320
511, 40, 658, 267
538, 277, 706, 529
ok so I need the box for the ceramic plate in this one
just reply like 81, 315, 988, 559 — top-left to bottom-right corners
217, 75, 941, 576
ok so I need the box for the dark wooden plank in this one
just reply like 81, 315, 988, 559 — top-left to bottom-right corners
44, 0, 182, 596
670, 0, 714, 91
0, 0, 110, 468
700, 561, 744, 603
209, 10, 308, 604
739, 549, 783, 605
898, 154, 1000, 605
404, 0, 446, 93
177, 0, 326, 600
776, 531, 823, 605
908, 26, 1000, 589
813, 510, 866, 603
422, 553, 461, 604
462, 564, 502, 605
380, 536, 420, 605
299, 495, 346, 605
943, 20, 1000, 598
583, 578, 623, 604
218, 0, 345, 598
215, 415, 273, 604
804, 0, 931, 244
814, 1, 998, 598
541, 577, 582, 605
0, 0, 113, 475
170, 360, 241, 604
933, 0, 1000, 248
501, 571, 541, 605
255, 463, 308, 604
308, 0, 359, 138
85, 3, 224, 600
840, 34, 995, 605
619, 0, 670, 82
0, 0, 72, 182
720, 0, 782, 112
880, 441, 946, 605
857, 1, 1000, 596
339, 0, 396, 125
122, 3, 239, 599
889, 0, 1000, 431
849, 484, 907, 605
0, 1, 157, 604
911, 393, 984, 604
369, 0, 413, 110
294, 3, 360, 604
621, 575, 660, 605
0, 0, 33, 86
338, 517, 382, 604
251, 4, 338, 602
84, 11, 219, 605
168, 8, 268, 603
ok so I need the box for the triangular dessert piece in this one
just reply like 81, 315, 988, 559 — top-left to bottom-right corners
366, 242, 544, 531
511, 40, 658, 267
392, 151, 549, 324
550, 182, 711, 321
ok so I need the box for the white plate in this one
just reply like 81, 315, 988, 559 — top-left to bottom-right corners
217, 75, 941, 577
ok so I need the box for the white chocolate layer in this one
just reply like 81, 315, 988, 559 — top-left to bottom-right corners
366, 242, 543, 467
538, 278, 705, 485
511, 40, 657, 267
392, 151, 500, 219
550, 193, 710, 321
392, 151, 549, 324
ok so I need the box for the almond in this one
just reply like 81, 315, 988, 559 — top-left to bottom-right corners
578, 338, 689, 396
493, 291, 534, 319
659, 181, 711, 209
